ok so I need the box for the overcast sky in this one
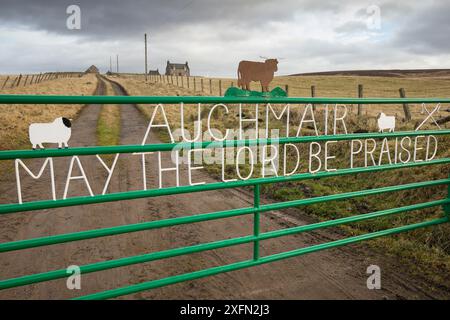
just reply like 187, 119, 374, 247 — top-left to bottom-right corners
0, 0, 449, 76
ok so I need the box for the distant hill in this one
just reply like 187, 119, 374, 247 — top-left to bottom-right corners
289, 69, 450, 78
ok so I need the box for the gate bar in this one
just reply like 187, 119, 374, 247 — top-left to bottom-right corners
0, 129, 449, 160
73, 217, 449, 300
1, 94, 450, 105
1, 199, 447, 290
2, 159, 450, 215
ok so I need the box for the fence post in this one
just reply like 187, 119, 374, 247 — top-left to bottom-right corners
399, 88, 412, 121
193, 77, 196, 91
285, 84, 289, 96
201, 79, 204, 92
181, 76, 184, 88
187, 76, 190, 89
219, 79, 222, 96
311, 85, 316, 110
253, 184, 261, 260
358, 84, 364, 116
209, 79, 212, 95
1, 76, 9, 90
16, 74, 23, 87
23, 75, 29, 86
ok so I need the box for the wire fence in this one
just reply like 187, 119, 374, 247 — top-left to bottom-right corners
0, 72, 84, 91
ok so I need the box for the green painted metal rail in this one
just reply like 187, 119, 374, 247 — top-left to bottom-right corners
0, 94, 449, 300
1, 94, 450, 105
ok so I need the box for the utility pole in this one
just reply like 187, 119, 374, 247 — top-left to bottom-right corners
116, 54, 119, 73
144, 33, 148, 82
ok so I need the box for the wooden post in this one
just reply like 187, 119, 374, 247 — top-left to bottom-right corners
23, 75, 29, 86
209, 79, 212, 94
357, 84, 363, 115
181, 76, 184, 88
187, 76, 190, 89
16, 74, 23, 87
285, 84, 289, 96
201, 79, 204, 92
311, 85, 316, 110
194, 77, 196, 91
176, 76, 179, 87
1, 76, 9, 90
219, 79, 222, 96
231, 81, 234, 87
399, 88, 412, 121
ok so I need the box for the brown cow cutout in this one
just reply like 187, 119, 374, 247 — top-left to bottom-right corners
237, 59, 278, 92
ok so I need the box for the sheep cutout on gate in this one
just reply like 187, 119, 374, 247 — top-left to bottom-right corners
377, 112, 396, 132
29, 117, 72, 149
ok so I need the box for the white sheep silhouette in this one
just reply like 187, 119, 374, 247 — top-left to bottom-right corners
377, 112, 395, 132
29, 117, 72, 149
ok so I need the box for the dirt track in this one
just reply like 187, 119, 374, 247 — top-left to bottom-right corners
0, 78, 446, 299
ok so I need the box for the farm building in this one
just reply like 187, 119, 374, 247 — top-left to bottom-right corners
148, 69, 160, 75
165, 61, 190, 76
85, 65, 99, 74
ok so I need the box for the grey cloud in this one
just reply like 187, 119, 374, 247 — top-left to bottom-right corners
1, 0, 450, 75
0, 0, 323, 39
334, 21, 368, 35
394, 2, 450, 53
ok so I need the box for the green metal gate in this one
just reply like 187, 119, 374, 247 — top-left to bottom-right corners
0, 94, 449, 299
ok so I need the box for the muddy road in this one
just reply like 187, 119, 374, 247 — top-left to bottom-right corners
0, 77, 445, 299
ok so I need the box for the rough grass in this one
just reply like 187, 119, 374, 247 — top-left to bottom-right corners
0, 74, 99, 188
96, 80, 121, 165
97, 81, 121, 147
110, 73, 450, 291
143, 73, 450, 119
0, 73, 98, 151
